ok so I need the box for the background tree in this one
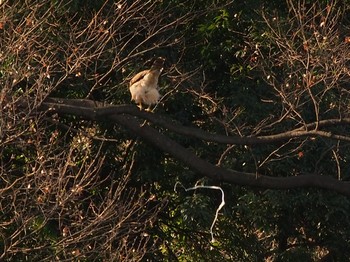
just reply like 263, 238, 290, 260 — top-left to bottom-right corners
1, 0, 350, 261
0, 0, 192, 260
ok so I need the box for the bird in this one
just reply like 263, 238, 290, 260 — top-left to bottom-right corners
129, 57, 165, 110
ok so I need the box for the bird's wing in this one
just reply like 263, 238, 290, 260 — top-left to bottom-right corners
129, 70, 150, 86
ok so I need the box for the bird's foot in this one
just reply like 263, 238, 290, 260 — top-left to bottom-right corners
145, 106, 154, 112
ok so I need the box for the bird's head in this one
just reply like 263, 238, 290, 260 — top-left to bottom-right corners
151, 57, 165, 71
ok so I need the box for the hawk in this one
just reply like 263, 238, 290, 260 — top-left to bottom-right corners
129, 57, 165, 110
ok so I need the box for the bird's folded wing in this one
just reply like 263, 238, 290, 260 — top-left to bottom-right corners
129, 70, 149, 86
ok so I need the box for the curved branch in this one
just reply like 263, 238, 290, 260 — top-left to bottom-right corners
41, 98, 350, 144
39, 98, 350, 196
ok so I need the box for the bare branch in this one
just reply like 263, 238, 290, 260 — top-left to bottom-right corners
38, 98, 350, 196
40, 98, 350, 144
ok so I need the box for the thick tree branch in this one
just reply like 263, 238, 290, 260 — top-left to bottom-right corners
41, 98, 350, 144
38, 98, 350, 196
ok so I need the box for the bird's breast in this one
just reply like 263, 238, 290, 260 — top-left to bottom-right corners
144, 79, 157, 88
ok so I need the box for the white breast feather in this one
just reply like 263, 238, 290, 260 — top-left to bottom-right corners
129, 72, 160, 106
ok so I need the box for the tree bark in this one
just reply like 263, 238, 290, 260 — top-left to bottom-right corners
39, 98, 350, 196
